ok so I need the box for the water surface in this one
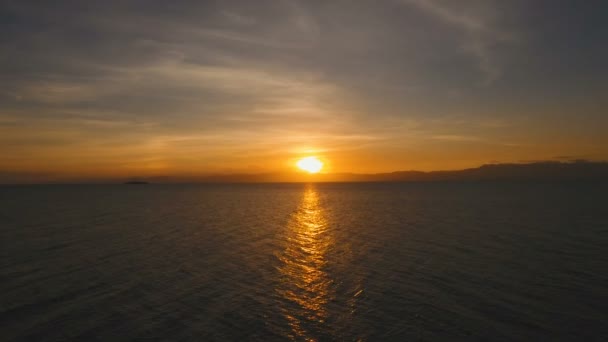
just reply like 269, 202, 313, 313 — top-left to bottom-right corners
1, 182, 607, 340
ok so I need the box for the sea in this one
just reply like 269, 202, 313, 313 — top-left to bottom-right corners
1, 182, 607, 341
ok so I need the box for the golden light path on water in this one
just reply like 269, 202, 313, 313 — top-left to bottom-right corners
276, 185, 334, 341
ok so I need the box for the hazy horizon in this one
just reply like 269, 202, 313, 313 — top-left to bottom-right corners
3, 159, 607, 184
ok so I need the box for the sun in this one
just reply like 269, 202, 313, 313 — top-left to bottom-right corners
296, 156, 323, 174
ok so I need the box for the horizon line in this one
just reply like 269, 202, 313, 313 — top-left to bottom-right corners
2, 160, 608, 185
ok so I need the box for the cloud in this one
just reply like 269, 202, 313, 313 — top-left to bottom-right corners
431, 134, 481, 142
1, 0, 606, 178
398, 0, 516, 85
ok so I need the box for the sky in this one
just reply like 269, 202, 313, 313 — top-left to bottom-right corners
1, 0, 607, 182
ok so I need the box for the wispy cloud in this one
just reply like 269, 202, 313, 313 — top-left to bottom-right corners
399, 0, 516, 85
431, 134, 481, 142
1, 0, 606, 179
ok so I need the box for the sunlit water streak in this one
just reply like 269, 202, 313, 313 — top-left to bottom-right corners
276, 185, 333, 340
1, 182, 607, 341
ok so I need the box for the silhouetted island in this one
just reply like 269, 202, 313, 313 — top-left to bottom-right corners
186, 161, 608, 183
124, 181, 149, 185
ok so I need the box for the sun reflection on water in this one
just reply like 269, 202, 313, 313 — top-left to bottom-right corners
276, 185, 333, 341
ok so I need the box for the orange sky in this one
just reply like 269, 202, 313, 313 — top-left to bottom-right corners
1, 1, 607, 183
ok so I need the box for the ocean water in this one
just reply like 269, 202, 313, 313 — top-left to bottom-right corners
1, 182, 607, 341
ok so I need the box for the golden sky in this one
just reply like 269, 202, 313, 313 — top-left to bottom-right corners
1, 1, 607, 182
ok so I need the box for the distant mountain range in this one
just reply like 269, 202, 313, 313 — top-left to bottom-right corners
181, 161, 608, 183
3, 161, 608, 184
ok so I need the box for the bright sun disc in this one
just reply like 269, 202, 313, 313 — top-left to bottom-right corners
297, 156, 323, 173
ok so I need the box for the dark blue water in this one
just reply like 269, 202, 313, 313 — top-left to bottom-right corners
1, 183, 607, 341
